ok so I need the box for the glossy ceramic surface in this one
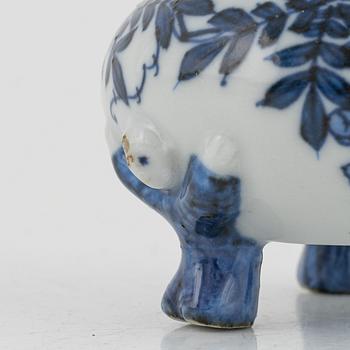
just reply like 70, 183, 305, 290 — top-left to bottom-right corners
112, 147, 264, 328
102, 0, 350, 329
103, 0, 350, 245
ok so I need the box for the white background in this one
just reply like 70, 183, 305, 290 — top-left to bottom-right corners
1, 1, 350, 349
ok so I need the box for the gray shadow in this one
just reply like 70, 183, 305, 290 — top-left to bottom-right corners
297, 292, 350, 350
161, 324, 257, 350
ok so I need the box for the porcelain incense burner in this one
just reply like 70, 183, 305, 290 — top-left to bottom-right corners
102, 0, 350, 328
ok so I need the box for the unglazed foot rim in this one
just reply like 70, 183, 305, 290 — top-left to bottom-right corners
164, 313, 186, 323
163, 302, 256, 329
184, 319, 253, 330
164, 311, 253, 329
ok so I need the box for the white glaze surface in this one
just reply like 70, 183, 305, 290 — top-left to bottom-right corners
103, 0, 350, 245
4, 0, 350, 346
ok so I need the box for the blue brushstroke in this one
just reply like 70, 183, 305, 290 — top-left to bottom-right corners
107, 0, 350, 189
342, 163, 350, 183
299, 245, 350, 294
138, 156, 149, 166
112, 147, 264, 328
162, 241, 263, 328
112, 148, 167, 214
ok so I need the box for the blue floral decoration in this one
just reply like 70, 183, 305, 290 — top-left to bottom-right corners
106, 0, 350, 186
343, 163, 350, 182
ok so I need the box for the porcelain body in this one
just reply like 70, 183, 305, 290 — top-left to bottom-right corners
103, 0, 350, 329
103, 0, 350, 245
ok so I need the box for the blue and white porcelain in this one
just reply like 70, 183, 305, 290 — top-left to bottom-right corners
102, 0, 350, 329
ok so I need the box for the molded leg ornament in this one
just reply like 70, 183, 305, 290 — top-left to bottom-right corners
162, 241, 263, 329
113, 147, 264, 328
299, 245, 350, 294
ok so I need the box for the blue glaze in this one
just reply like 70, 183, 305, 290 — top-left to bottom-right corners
343, 163, 350, 183
112, 148, 167, 214
299, 245, 350, 293
330, 109, 350, 146
112, 148, 264, 328
138, 156, 149, 166
107, 0, 350, 187
162, 242, 263, 328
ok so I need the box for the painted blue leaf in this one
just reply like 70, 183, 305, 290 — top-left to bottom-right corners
259, 15, 287, 47
268, 41, 316, 67
286, 0, 310, 11
329, 109, 350, 146
112, 57, 129, 106
143, 2, 157, 31
336, 3, 350, 27
320, 42, 350, 68
130, 6, 144, 29
316, 7, 329, 20
105, 57, 112, 86
178, 37, 229, 81
302, 22, 322, 37
338, 3, 350, 18
289, 9, 317, 33
208, 8, 256, 32
115, 28, 138, 52
115, 18, 130, 39
326, 19, 349, 38
259, 71, 310, 109
220, 31, 256, 75
105, 20, 130, 86
342, 163, 350, 183
174, 0, 214, 16
156, 2, 174, 49
301, 86, 328, 151
252, 2, 284, 19
316, 67, 350, 108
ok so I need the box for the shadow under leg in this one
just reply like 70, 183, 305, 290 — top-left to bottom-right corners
298, 245, 350, 294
